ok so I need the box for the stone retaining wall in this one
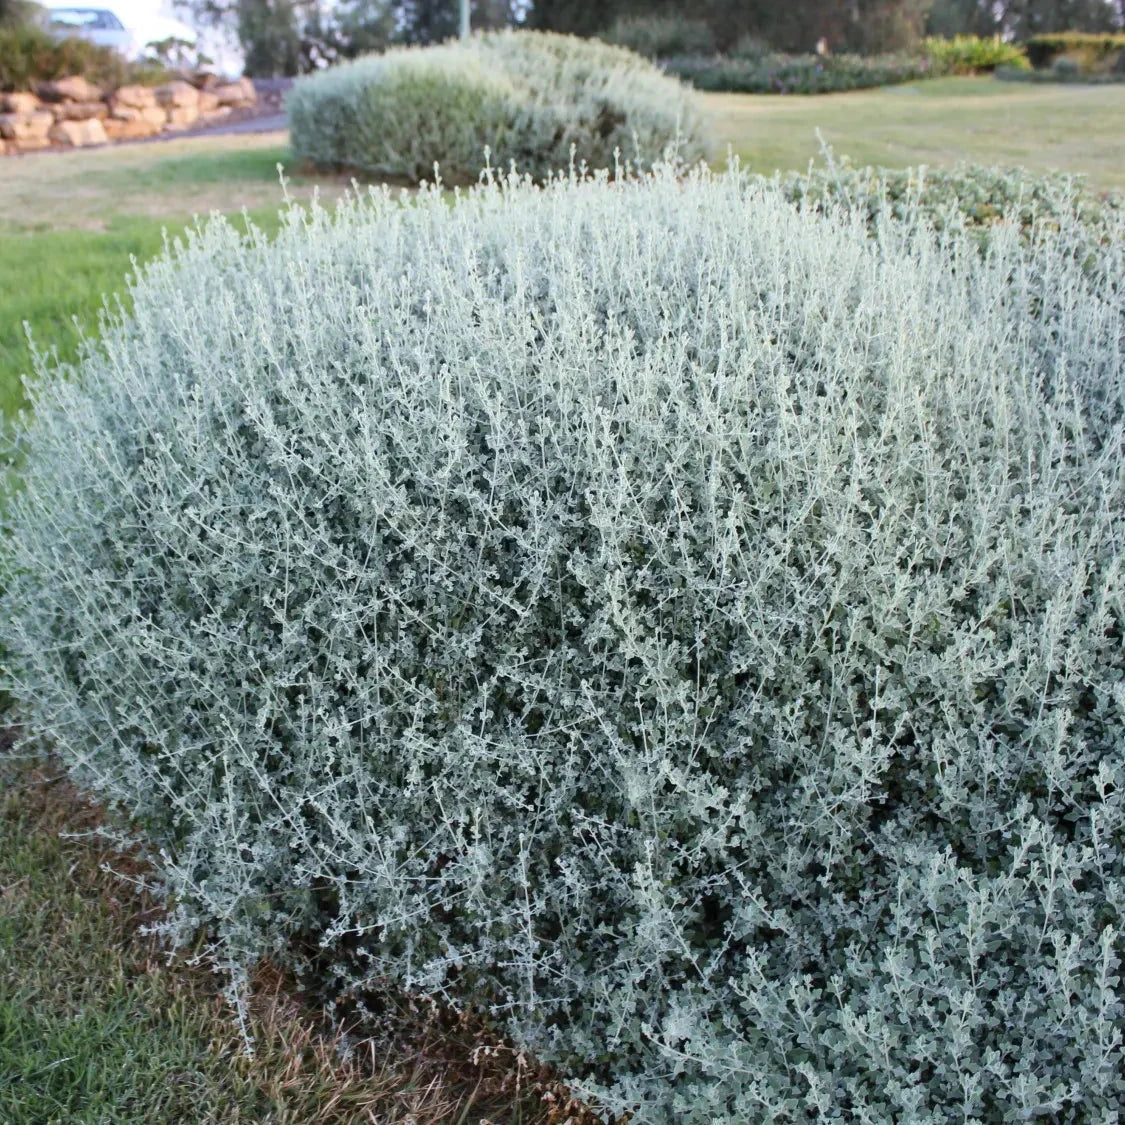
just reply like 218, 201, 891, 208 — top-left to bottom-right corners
0, 75, 257, 155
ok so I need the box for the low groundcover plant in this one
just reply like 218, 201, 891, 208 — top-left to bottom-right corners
3, 164, 1124, 1122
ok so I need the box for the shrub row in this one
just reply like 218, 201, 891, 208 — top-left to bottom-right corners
996, 58, 1125, 83
647, 35, 1029, 95
287, 30, 710, 184
662, 49, 936, 94
5, 163, 1124, 1124
0, 24, 166, 93
1025, 31, 1125, 73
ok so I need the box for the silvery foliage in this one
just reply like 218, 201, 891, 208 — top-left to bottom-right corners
779, 155, 1125, 243
286, 29, 711, 183
4, 164, 1125, 1123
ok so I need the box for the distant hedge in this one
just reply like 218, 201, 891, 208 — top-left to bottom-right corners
1025, 31, 1125, 73
662, 50, 935, 94
287, 30, 710, 183
660, 35, 1033, 95
0, 25, 165, 93
996, 59, 1125, 83
5, 163, 1124, 1123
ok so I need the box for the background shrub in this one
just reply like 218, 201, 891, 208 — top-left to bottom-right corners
921, 33, 1029, 72
599, 13, 716, 60
0, 24, 166, 92
5, 164, 1124, 1123
1025, 31, 1125, 73
728, 32, 772, 61
0, 0, 44, 30
287, 30, 710, 184
995, 58, 1125, 82
778, 156, 1123, 238
662, 35, 1033, 95
663, 50, 935, 94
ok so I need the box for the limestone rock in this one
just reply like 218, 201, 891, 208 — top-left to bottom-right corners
212, 78, 257, 108
198, 90, 220, 113
201, 106, 233, 125
102, 116, 161, 140
112, 84, 157, 110
48, 118, 108, 146
114, 105, 166, 126
155, 80, 199, 108
164, 104, 200, 129
53, 100, 108, 122
38, 75, 103, 103
0, 92, 39, 114
0, 110, 54, 142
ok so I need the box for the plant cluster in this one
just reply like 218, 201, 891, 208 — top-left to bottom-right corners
921, 33, 1029, 72
287, 30, 710, 184
1025, 31, 1125, 72
0, 24, 168, 93
4, 162, 1124, 1123
663, 49, 936, 94
777, 156, 1123, 239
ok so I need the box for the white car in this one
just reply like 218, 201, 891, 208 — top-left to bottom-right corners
44, 3, 198, 61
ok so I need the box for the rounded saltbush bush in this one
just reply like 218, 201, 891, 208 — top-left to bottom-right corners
286, 30, 710, 183
4, 167, 1125, 1122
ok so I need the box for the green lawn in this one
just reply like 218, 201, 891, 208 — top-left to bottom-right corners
715, 75, 1125, 189
0, 211, 289, 422
0, 759, 351, 1124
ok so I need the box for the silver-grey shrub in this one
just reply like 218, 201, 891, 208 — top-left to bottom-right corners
286, 30, 710, 183
779, 156, 1125, 241
4, 166, 1125, 1123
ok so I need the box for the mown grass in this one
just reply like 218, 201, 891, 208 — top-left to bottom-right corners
0, 209, 291, 421
0, 754, 363, 1124
717, 75, 1125, 189
0, 132, 350, 234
